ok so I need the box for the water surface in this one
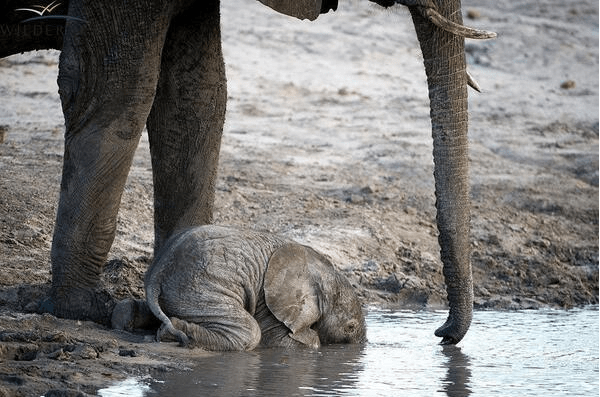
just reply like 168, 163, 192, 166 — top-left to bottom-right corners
99, 307, 599, 396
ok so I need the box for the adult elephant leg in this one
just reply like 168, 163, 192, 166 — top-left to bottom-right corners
409, 1, 473, 344
147, 0, 227, 253
49, 1, 172, 324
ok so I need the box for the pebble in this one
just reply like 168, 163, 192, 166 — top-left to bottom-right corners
466, 9, 481, 19
560, 80, 576, 89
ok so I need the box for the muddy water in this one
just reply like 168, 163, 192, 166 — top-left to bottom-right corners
98, 307, 598, 396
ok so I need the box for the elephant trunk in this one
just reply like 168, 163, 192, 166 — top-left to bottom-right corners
409, 2, 472, 344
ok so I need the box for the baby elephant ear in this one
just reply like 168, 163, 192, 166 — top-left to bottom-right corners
264, 244, 321, 348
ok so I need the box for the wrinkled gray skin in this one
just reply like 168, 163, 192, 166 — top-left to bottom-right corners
0, 0, 494, 344
136, 225, 366, 351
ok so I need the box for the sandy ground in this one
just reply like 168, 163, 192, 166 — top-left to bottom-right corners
0, 0, 598, 395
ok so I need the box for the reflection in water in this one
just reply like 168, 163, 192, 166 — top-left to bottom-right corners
150, 345, 365, 396
98, 307, 599, 396
441, 346, 471, 397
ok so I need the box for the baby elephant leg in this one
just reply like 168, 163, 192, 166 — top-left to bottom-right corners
161, 309, 262, 351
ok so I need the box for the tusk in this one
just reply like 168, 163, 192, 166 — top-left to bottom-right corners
466, 71, 481, 92
419, 7, 497, 40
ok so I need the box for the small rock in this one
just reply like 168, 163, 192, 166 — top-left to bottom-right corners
0, 125, 7, 144
466, 9, 481, 19
347, 194, 364, 204
48, 348, 70, 361
560, 80, 576, 89
360, 186, 374, 194
403, 207, 417, 216
42, 332, 70, 344
119, 349, 137, 357
363, 260, 379, 273
23, 301, 39, 313
72, 344, 98, 360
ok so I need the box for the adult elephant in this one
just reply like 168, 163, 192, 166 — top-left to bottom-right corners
0, 0, 494, 344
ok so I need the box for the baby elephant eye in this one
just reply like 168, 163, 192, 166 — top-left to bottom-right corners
345, 321, 357, 333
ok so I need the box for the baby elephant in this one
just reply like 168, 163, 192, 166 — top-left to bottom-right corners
142, 225, 366, 351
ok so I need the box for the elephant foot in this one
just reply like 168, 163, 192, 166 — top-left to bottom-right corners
39, 286, 116, 326
111, 298, 160, 331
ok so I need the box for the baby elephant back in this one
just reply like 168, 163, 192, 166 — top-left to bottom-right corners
147, 226, 287, 317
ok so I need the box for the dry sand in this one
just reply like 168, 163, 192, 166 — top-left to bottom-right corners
0, 0, 597, 395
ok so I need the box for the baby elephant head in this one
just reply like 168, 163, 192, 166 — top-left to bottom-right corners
264, 244, 367, 348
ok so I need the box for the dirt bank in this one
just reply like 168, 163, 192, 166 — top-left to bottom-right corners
0, 0, 597, 395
